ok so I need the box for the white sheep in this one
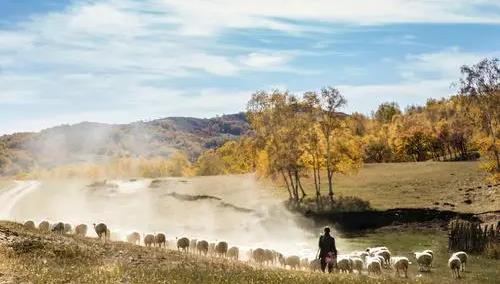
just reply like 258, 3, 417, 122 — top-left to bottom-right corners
373, 250, 391, 268
448, 255, 461, 278
350, 251, 369, 261
366, 246, 388, 254
391, 256, 410, 278
251, 248, 266, 265
215, 241, 228, 258
422, 249, 434, 266
144, 234, 155, 247
176, 237, 190, 252
93, 223, 108, 242
413, 252, 433, 272
196, 240, 209, 255
126, 232, 140, 245
366, 256, 382, 275
227, 246, 239, 260
336, 256, 353, 273
285, 256, 300, 270
309, 259, 321, 272
451, 251, 468, 272
350, 256, 364, 273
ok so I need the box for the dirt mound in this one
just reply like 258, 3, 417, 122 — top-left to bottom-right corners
164, 192, 255, 214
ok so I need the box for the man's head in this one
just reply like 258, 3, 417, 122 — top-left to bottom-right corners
324, 227, 330, 234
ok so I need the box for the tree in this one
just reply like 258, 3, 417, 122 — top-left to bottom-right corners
167, 151, 190, 177
364, 138, 392, 163
374, 102, 401, 124
459, 58, 500, 173
247, 90, 307, 202
195, 150, 225, 176
302, 92, 325, 206
317, 87, 347, 202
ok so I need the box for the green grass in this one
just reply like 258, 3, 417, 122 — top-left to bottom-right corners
338, 224, 499, 284
272, 161, 499, 213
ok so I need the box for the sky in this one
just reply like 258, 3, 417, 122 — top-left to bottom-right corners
1, 0, 499, 135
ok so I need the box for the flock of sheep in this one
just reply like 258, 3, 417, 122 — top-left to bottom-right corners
22, 220, 469, 279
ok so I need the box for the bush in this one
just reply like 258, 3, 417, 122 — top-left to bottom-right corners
485, 242, 500, 259
291, 195, 372, 213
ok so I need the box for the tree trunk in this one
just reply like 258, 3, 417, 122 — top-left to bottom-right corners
316, 162, 322, 208
327, 167, 334, 204
280, 170, 292, 200
486, 114, 500, 171
288, 170, 298, 202
312, 163, 319, 206
296, 170, 306, 200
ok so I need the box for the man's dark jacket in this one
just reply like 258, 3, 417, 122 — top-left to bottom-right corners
318, 233, 337, 258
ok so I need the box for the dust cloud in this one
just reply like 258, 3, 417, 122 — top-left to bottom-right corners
0, 175, 347, 259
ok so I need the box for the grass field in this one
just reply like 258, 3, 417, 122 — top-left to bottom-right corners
340, 224, 499, 283
271, 161, 499, 214
1, 221, 498, 284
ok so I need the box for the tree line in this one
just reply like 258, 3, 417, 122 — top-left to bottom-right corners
194, 58, 499, 204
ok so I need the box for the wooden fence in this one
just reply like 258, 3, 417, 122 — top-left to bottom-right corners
448, 219, 499, 253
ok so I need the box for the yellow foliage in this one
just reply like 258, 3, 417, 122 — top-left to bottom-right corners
21, 151, 191, 179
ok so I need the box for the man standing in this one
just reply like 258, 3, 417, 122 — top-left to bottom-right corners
318, 227, 337, 273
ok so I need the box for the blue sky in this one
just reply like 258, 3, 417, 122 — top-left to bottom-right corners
1, 0, 499, 134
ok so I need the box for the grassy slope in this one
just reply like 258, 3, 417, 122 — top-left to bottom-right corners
0, 221, 413, 284
341, 224, 499, 284
1, 222, 497, 284
273, 161, 499, 214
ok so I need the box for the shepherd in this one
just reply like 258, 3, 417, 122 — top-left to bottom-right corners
317, 227, 337, 273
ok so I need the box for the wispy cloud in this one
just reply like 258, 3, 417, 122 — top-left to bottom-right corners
341, 47, 500, 113
0, 0, 499, 134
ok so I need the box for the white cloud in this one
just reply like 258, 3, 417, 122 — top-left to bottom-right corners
340, 79, 453, 114
401, 47, 499, 80
161, 0, 500, 35
68, 3, 143, 36
241, 52, 293, 69
0, 0, 499, 134
340, 47, 500, 113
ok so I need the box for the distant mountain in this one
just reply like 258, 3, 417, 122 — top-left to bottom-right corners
0, 113, 250, 175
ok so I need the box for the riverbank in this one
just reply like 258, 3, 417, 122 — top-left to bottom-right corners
299, 206, 499, 231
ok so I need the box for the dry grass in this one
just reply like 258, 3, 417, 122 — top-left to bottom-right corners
271, 161, 499, 213
0, 221, 417, 284
1, 221, 498, 284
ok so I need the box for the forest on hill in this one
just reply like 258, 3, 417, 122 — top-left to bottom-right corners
0, 113, 250, 176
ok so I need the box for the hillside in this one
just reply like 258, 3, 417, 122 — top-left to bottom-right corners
1, 221, 498, 284
0, 221, 403, 284
0, 113, 250, 175
276, 161, 499, 214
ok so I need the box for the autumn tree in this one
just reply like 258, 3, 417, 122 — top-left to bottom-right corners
195, 149, 225, 176
317, 87, 348, 202
167, 151, 190, 177
459, 58, 500, 174
302, 92, 325, 206
374, 102, 401, 124
247, 90, 307, 202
